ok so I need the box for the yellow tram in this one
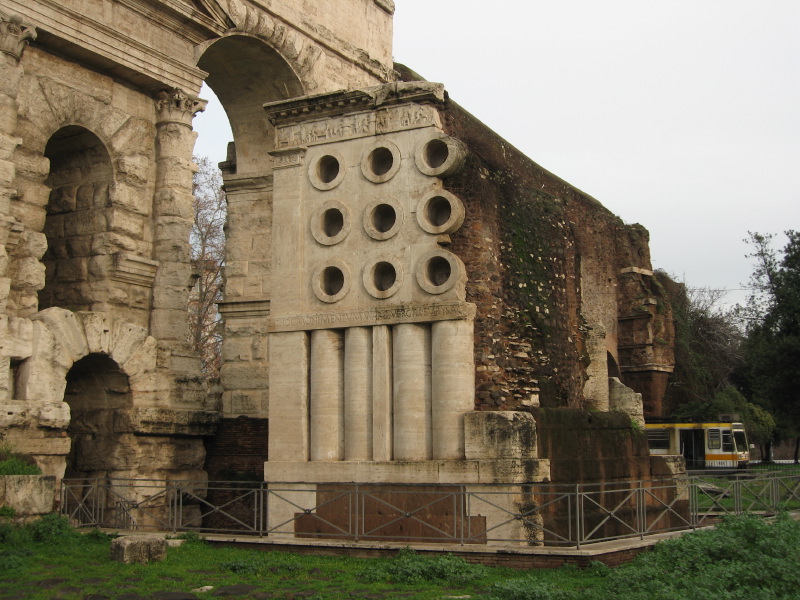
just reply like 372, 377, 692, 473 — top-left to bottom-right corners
646, 419, 750, 469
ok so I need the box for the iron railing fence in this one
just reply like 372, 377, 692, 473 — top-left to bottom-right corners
60, 471, 800, 549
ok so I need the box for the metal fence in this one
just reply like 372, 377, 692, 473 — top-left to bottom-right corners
60, 470, 800, 549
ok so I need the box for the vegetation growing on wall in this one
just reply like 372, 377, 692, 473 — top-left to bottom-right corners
0, 443, 41, 476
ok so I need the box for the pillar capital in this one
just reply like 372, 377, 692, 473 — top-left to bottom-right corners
155, 89, 207, 127
0, 11, 36, 61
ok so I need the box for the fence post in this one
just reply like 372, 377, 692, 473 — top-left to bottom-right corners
575, 484, 582, 550
638, 480, 645, 540
354, 483, 359, 542
459, 486, 465, 546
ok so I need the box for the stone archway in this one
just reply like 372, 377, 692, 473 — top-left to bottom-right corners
198, 33, 305, 173
64, 353, 132, 479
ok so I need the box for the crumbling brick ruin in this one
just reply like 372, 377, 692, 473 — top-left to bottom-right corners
1, 0, 678, 538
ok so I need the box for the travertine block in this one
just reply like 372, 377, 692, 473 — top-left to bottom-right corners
110, 535, 166, 564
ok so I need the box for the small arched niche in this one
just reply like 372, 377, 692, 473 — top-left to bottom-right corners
198, 35, 305, 175
64, 353, 132, 478
41, 126, 113, 312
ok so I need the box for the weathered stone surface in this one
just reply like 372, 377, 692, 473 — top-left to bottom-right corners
609, 377, 646, 428
0, 475, 55, 516
113, 408, 219, 436
464, 411, 538, 460
110, 535, 167, 564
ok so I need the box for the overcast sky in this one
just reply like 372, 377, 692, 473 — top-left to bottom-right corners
195, 1, 799, 308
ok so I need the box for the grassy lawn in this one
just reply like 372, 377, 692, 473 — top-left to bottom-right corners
3, 513, 800, 599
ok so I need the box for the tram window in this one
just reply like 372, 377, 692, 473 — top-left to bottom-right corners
722, 430, 735, 452
708, 429, 721, 450
734, 431, 748, 452
647, 430, 670, 450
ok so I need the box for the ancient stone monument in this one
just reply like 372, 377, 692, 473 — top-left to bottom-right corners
0, 0, 677, 538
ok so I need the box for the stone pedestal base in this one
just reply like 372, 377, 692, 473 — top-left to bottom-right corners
263, 459, 550, 545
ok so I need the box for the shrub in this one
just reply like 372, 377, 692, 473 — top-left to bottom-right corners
489, 577, 571, 600
361, 548, 487, 584
0, 443, 42, 476
25, 514, 79, 543
596, 514, 800, 600
175, 530, 206, 545
0, 505, 16, 518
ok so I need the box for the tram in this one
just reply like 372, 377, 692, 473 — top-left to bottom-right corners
646, 419, 750, 469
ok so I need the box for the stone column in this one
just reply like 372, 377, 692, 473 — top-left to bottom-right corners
372, 325, 393, 461
309, 329, 344, 461
431, 319, 474, 460
151, 89, 207, 382
392, 323, 431, 460
0, 12, 36, 316
344, 327, 372, 461
268, 331, 310, 462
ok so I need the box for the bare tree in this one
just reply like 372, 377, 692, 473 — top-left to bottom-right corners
189, 156, 225, 381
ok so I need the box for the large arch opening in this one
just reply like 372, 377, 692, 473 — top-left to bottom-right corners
193, 35, 305, 482
197, 34, 305, 173
64, 353, 132, 479
40, 126, 113, 312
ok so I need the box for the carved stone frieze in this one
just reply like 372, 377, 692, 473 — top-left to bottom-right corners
0, 11, 36, 61
155, 89, 207, 127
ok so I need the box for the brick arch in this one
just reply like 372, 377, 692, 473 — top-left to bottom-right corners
17, 307, 158, 406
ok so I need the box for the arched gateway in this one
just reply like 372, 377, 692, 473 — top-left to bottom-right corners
0, 0, 394, 482
2, 1, 681, 543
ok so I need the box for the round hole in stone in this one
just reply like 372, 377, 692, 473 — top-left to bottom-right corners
426, 195, 452, 228
427, 256, 451, 287
424, 138, 449, 169
317, 155, 340, 184
369, 147, 394, 177
371, 203, 397, 233
322, 208, 344, 238
321, 266, 345, 296
373, 261, 397, 292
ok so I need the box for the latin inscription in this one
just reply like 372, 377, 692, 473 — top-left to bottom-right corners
269, 302, 471, 332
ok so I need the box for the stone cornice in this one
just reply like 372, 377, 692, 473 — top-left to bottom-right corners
218, 298, 271, 320
373, 0, 395, 15
111, 253, 159, 288
3, 0, 210, 92
264, 82, 446, 126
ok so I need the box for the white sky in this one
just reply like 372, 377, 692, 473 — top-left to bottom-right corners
194, 1, 800, 308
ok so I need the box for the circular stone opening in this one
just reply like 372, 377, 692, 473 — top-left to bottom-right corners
317, 155, 340, 184
372, 203, 397, 233
373, 261, 397, 292
369, 147, 394, 177
322, 208, 344, 238
424, 138, 449, 169
321, 266, 345, 296
427, 256, 452, 287
426, 196, 452, 228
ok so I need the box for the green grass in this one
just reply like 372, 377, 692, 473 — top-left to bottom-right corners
2, 514, 800, 599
